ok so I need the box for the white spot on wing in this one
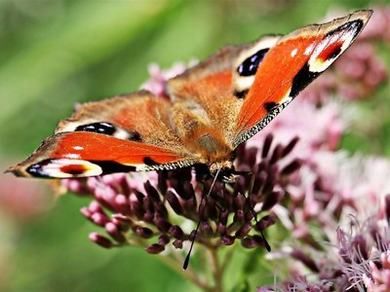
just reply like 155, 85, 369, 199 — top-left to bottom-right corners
308, 24, 358, 73
114, 128, 130, 140
235, 75, 255, 92
41, 159, 102, 178
290, 48, 298, 57
66, 153, 80, 159
304, 43, 315, 55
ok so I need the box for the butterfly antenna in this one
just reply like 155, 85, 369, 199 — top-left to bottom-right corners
246, 173, 271, 252
183, 168, 221, 270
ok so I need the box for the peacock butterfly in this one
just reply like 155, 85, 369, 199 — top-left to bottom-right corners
7, 10, 372, 181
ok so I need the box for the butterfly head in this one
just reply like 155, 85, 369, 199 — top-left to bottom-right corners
208, 160, 235, 183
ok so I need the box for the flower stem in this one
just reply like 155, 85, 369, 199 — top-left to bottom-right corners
208, 247, 224, 292
128, 237, 212, 291
159, 254, 212, 291
221, 246, 235, 271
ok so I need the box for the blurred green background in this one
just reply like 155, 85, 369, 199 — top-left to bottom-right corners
0, 0, 388, 291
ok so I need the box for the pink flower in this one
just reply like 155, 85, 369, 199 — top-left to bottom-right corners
364, 252, 390, 292
360, 6, 390, 42
248, 99, 345, 158
335, 43, 388, 100
141, 63, 190, 98
261, 208, 390, 291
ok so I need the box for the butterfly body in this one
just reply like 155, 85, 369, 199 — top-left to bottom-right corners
8, 10, 372, 179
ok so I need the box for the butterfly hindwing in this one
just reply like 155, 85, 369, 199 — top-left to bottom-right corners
56, 90, 186, 153
167, 35, 281, 144
232, 35, 281, 99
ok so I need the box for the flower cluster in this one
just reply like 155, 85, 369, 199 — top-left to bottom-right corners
64, 134, 301, 255
141, 63, 188, 98
262, 201, 390, 292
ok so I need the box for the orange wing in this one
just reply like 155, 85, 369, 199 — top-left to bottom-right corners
56, 90, 185, 154
8, 91, 196, 178
233, 10, 372, 147
8, 131, 192, 178
167, 36, 281, 144
168, 45, 244, 100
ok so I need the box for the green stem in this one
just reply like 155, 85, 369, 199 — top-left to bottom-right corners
158, 255, 212, 291
128, 237, 212, 291
208, 248, 223, 292
221, 246, 235, 272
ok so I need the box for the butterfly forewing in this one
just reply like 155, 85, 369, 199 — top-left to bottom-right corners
56, 91, 184, 151
8, 91, 197, 178
8, 130, 198, 178
232, 10, 372, 147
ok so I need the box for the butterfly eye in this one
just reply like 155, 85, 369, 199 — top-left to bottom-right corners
237, 48, 269, 77
308, 19, 363, 73
233, 35, 280, 98
75, 122, 116, 135
73, 122, 142, 141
